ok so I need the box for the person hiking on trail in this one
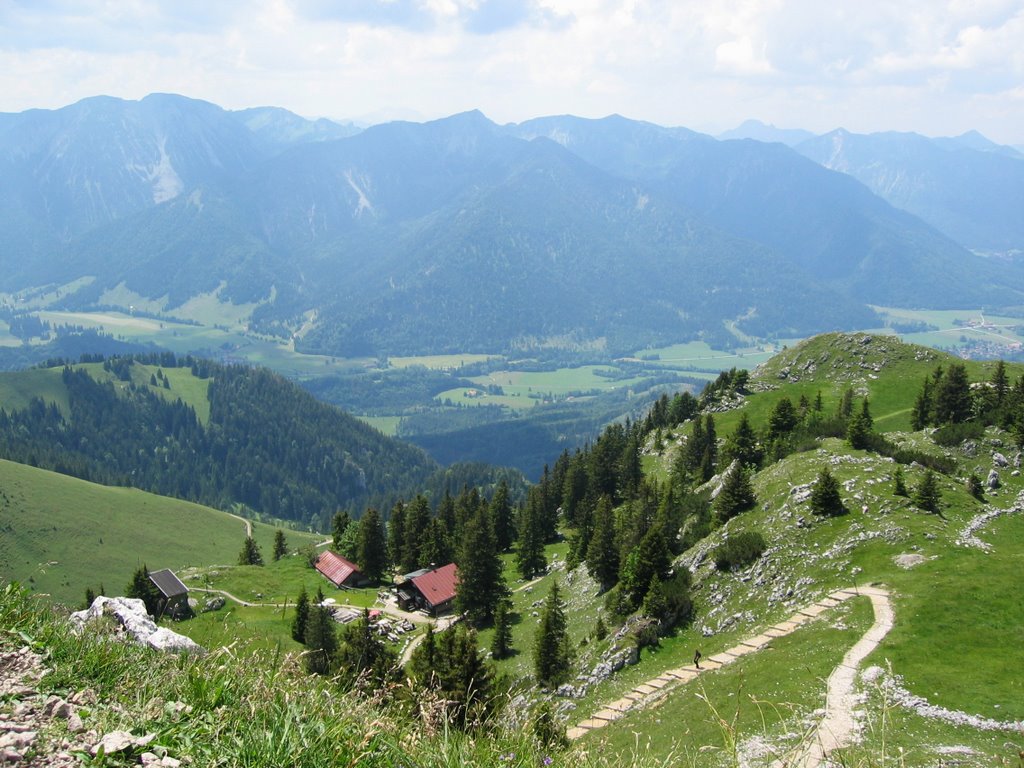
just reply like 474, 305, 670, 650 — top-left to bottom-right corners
693, 649, 701, 669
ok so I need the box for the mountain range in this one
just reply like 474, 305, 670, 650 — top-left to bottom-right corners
2, 94, 1023, 356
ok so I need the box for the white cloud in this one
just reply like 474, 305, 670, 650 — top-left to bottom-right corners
715, 36, 773, 75
0, 0, 1020, 143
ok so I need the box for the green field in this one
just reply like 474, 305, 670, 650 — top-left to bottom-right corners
0, 367, 70, 413
0, 459, 321, 607
438, 366, 654, 411
181, 554, 380, 609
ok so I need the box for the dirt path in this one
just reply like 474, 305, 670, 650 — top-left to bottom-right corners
568, 584, 893, 767
225, 511, 252, 538
778, 586, 893, 768
513, 577, 544, 593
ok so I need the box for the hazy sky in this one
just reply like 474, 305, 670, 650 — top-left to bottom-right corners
1, 0, 1022, 143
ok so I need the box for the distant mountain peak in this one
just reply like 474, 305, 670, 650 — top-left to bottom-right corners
718, 120, 815, 146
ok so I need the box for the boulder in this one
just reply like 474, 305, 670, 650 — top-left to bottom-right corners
70, 597, 204, 655
987, 469, 1001, 489
202, 596, 225, 613
993, 452, 1009, 468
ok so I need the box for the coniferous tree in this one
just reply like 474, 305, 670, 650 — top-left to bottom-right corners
273, 529, 288, 561
490, 479, 516, 552
238, 536, 264, 566
837, 387, 855, 420
619, 433, 643, 499
619, 523, 671, 610
935, 363, 972, 424
768, 397, 799, 439
304, 589, 337, 676
893, 465, 909, 497
910, 376, 934, 430
966, 472, 985, 502
357, 507, 388, 582
83, 587, 97, 610
438, 490, 457, 538
125, 565, 161, 616
332, 510, 352, 550
387, 500, 407, 570
291, 585, 310, 643
420, 517, 453, 568
991, 360, 1008, 409
847, 399, 874, 450
491, 598, 513, 660
533, 581, 572, 688
683, 415, 706, 478
722, 413, 762, 469
814, 390, 824, 412
913, 470, 942, 513
410, 623, 495, 728
810, 467, 845, 517
641, 575, 668, 622
516, 488, 547, 580
713, 463, 756, 524
701, 415, 718, 481
403, 495, 432, 572
586, 495, 619, 592
336, 609, 396, 686
456, 505, 508, 626
407, 624, 437, 681
337, 522, 360, 562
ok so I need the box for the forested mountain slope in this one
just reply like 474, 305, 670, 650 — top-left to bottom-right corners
4, 96, 1020, 357
0, 355, 448, 527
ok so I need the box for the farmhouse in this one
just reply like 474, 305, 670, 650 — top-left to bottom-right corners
315, 551, 371, 588
148, 568, 189, 618
395, 563, 458, 615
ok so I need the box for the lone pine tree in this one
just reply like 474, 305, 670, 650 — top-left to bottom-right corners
238, 536, 263, 566
810, 467, 845, 517
273, 529, 288, 561
533, 581, 572, 688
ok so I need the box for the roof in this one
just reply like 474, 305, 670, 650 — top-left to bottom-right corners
401, 568, 431, 582
149, 569, 188, 598
411, 563, 459, 608
315, 551, 362, 587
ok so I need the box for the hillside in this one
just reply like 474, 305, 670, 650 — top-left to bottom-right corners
0, 354, 442, 527
797, 128, 1024, 255
5, 96, 1022, 358
0, 458, 322, 606
471, 333, 1024, 766
1, 334, 1022, 767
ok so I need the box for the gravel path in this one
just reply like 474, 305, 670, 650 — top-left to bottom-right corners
568, 584, 893, 768
781, 586, 893, 768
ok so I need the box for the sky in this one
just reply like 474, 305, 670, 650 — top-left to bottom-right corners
1, 0, 1022, 144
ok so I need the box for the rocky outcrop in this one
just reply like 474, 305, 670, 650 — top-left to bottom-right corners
70, 597, 205, 654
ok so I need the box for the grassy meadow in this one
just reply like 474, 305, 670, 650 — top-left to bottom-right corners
0, 458, 321, 607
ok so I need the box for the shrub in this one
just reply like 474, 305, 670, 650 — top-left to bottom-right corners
932, 421, 985, 447
713, 531, 768, 572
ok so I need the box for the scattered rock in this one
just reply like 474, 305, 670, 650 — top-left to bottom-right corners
90, 731, 155, 757
70, 596, 205, 654
893, 553, 926, 569
202, 596, 226, 612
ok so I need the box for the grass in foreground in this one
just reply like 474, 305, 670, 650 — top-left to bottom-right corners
0, 581, 665, 768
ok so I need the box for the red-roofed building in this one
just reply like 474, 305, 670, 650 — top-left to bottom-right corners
315, 551, 370, 589
396, 563, 459, 615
